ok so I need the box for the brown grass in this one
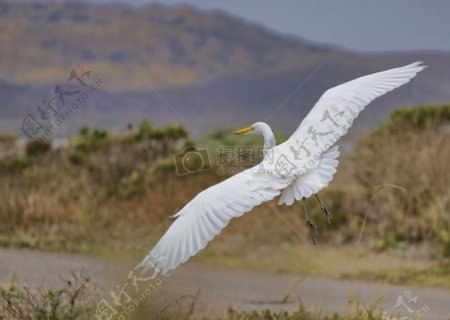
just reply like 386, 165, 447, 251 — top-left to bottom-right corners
350, 114, 450, 256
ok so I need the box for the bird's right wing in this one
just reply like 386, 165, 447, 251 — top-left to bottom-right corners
266, 62, 426, 177
136, 166, 293, 277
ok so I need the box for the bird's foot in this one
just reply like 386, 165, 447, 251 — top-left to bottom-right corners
320, 204, 333, 225
305, 219, 318, 245
315, 194, 332, 225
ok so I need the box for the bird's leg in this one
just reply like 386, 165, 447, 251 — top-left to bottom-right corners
302, 198, 318, 245
315, 194, 332, 225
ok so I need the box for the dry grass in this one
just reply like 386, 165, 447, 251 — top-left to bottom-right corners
129, 300, 387, 320
350, 106, 450, 257
0, 275, 391, 320
0, 271, 95, 320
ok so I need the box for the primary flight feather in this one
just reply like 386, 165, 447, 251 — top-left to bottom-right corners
137, 62, 426, 277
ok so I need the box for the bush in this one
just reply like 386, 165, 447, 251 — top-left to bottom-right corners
134, 120, 153, 141
377, 104, 450, 134
0, 156, 31, 174
0, 272, 95, 319
25, 139, 51, 157
160, 124, 188, 141
437, 230, 450, 258
68, 152, 86, 166
72, 127, 109, 152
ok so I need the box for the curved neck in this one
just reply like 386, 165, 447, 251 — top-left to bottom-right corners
262, 130, 276, 151
258, 125, 276, 156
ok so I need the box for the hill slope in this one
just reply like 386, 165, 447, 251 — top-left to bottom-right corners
0, 0, 449, 137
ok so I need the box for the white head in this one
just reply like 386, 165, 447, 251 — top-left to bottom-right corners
234, 122, 276, 151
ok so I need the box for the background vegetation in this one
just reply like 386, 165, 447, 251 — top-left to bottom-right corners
1, 105, 448, 255
0, 272, 388, 320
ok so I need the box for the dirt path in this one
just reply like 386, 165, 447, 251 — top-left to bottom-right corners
0, 248, 449, 319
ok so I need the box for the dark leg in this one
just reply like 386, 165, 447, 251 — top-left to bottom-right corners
315, 194, 332, 225
302, 198, 318, 245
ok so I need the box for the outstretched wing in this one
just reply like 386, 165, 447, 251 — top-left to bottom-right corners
267, 62, 426, 177
137, 166, 293, 277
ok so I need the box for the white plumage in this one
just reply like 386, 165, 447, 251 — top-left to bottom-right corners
137, 62, 426, 277
278, 145, 340, 206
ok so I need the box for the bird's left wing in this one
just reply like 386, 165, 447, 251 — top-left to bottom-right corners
264, 62, 426, 177
137, 166, 293, 277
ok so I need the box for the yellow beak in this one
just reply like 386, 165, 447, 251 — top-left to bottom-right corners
234, 126, 253, 135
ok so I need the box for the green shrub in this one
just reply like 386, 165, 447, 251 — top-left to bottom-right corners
161, 124, 188, 141
68, 152, 85, 166
72, 127, 109, 152
0, 156, 31, 174
25, 139, 51, 157
437, 230, 450, 258
134, 120, 188, 142
376, 104, 450, 134
134, 120, 153, 141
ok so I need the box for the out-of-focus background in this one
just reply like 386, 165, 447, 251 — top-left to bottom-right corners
0, 0, 449, 319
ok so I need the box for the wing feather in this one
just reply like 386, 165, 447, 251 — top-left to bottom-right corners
278, 145, 340, 205
137, 166, 293, 277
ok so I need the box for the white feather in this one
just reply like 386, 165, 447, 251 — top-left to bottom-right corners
278, 145, 340, 205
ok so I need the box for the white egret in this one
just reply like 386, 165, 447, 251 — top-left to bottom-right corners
137, 62, 426, 277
